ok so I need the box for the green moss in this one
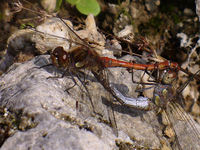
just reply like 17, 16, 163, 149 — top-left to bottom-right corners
116, 140, 151, 150
159, 2, 181, 24
149, 16, 163, 29
0, 107, 37, 146
171, 13, 181, 24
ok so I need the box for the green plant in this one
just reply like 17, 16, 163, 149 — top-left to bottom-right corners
20, 23, 35, 29
56, 0, 100, 16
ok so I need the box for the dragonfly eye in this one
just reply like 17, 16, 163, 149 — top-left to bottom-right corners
51, 51, 60, 67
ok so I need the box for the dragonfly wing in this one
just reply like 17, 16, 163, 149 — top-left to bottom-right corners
165, 102, 200, 150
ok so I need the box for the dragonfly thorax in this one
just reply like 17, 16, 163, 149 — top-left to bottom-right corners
153, 84, 174, 109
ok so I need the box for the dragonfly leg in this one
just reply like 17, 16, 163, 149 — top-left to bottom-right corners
64, 71, 79, 94
177, 69, 200, 93
73, 72, 97, 114
46, 67, 70, 79
130, 69, 157, 87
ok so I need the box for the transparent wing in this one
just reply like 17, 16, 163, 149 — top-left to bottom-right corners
166, 101, 200, 150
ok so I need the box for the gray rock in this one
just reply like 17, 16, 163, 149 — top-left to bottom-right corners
0, 55, 163, 150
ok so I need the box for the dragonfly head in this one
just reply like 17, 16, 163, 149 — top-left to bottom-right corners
161, 70, 177, 85
51, 46, 70, 68
153, 85, 174, 109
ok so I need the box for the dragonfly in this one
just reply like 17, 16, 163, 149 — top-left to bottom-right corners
113, 68, 200, 149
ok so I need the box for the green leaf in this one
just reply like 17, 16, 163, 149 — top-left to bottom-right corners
66, 0, 79, 5
55, 0, 63, 11
76, 0, 100, 16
